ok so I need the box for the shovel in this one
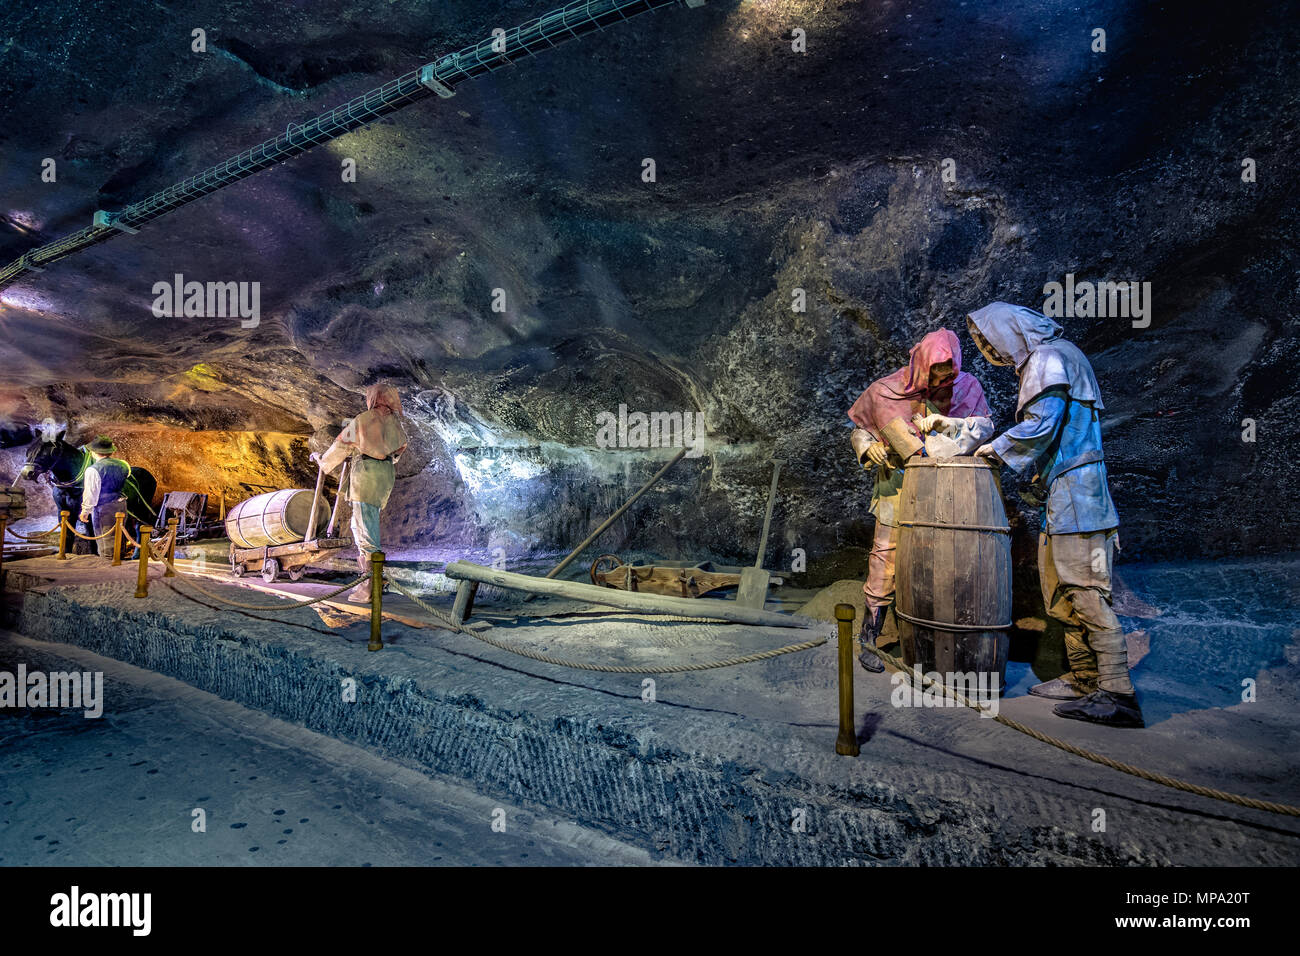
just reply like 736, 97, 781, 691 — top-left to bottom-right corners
736, 459, 783, 609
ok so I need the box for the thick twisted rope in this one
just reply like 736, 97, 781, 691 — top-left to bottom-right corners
861, 643, 1300, 817
155, 553, 369, 611
121, 525, 175, 560
4, 524, 62, 541
61, 519, 116, 542
386, 577, 828, 673
384, 577, 472, 633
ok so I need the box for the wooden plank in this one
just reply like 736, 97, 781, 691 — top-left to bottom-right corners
451, 579, 479, 622
445, 561, 817, 629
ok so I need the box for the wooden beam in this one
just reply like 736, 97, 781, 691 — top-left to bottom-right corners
445, 561, 817, 630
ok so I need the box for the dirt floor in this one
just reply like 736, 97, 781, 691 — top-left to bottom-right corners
3, 544, 1299, 865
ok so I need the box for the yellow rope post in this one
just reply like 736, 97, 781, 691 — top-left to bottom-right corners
56, 511, 71, 560
164, 517, 178, 577
134, 526, 153, 598
368, 550, 385, 651
835, 604, 860, 757
112, 512, 125, 566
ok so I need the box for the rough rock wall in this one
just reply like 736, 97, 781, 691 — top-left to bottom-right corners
2, 0, 1297, 568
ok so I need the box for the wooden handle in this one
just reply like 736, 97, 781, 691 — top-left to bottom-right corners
753, 459, 783, 569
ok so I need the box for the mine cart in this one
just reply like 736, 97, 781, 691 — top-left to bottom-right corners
156, 491, 224, 542
225, 462, 353, 583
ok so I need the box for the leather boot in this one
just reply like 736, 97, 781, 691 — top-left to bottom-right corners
857, 606, 886, 673
1029, 674, 1097, 700
1053, 689, 1145, 728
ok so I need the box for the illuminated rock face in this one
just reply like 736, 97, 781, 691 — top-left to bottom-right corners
1, 1, 1298, 566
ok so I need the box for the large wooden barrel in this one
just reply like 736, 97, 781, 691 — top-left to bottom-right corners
894, 457, 1012, 696
224, 490, 328, 549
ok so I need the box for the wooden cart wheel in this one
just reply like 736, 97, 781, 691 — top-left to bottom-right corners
261, 558, 280, 583
287, 566, 305, 582
232, 562, 245, 577
589, 553, 624, 586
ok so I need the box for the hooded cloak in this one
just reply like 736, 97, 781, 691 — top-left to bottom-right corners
847, 329, 989, 442
966, 302, 1102, 417
969, 302, 1118, 534
319, 384, 409, 507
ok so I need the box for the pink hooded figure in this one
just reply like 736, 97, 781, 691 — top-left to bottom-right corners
319, 384, 409, 602
846, 329, 991, 671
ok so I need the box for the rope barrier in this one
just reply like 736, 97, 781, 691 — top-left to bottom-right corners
121, 525, 174, 561
4, 525, 62, 541
859, 643, 1300, 818
155, 554, 369, 611
16, 521, 1294, 817
385, 577, 829, 673
60, 520, 116, 542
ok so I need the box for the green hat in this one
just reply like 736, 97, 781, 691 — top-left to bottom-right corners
88, 435, 117, 455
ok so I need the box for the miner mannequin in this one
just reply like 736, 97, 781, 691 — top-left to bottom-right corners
317, 384, 408, 603
847, 329, 990, 672
967, 302, 1143, 729
77, 435, 130, 559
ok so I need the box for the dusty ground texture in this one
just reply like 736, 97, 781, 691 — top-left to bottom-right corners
4, 549, 1298, 866
0, 632, 664, 865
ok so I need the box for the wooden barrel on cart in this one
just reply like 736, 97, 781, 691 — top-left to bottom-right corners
224, 489, 329, 549
894, 457, 1012, 696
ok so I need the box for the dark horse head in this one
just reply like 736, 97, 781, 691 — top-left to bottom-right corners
20, 428, 86, 486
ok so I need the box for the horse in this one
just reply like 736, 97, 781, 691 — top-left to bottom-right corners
19, 431, 158, 555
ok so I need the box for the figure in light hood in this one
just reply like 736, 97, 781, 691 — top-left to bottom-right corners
969, 302, 1143, 729
967, 301, 1102, 416
319, 383, 409, 603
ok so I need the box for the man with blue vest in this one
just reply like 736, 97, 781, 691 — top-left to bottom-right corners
78, 436, 131, 558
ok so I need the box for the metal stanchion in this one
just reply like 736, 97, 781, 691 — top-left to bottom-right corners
134, 526, 153, 598
835, 603, 860, 757
0, 515, 6, 579
164, 517, 178, 577
56, 510, 71, 560
368, 551, 385, 651
112, 512, 125, 566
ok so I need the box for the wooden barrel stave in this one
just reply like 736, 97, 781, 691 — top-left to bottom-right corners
224, 489, 328, 549
895, 458, 1012, 696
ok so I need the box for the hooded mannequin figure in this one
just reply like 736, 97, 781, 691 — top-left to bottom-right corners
847, 329, 991, 672
318, 384, 409, 603
966, 302, 1143, 729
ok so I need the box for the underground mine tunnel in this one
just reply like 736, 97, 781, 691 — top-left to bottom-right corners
1, 0, 1298, 892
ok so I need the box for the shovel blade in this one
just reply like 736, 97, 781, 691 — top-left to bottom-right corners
736, 566, 771, 609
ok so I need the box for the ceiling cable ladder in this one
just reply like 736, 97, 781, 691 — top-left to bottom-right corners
0, 0, 706, 291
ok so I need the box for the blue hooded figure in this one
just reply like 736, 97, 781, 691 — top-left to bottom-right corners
966, 302, 1142, 729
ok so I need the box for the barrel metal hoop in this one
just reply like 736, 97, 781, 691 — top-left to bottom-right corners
898, 520, 1010, 534
895, 608, 1012, 632
905, 460, 996, 467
